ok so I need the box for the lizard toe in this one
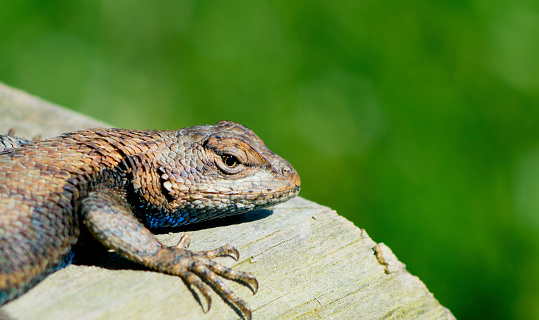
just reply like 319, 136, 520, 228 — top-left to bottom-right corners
197, 244, 240, 260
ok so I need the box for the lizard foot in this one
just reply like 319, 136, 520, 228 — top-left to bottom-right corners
155, 234, 258, 320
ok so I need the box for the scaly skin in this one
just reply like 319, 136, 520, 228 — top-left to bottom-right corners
0, 121, 300, 319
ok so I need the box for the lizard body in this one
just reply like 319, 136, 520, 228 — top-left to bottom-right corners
0, 121, 300, 319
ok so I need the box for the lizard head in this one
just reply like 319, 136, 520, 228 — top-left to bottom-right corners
150, 121, 300, 227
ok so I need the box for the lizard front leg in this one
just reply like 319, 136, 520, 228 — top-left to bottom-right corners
81, 190, 258, 320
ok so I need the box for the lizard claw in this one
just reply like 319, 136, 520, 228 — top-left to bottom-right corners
202, 258, 259, 294
198, 244, 240, 261
155, 244, 257, 320
184, 270, 213, 313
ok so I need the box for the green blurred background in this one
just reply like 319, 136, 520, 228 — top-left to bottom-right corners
1, 1, 539, 319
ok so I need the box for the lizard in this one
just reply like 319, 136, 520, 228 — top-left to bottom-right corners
0, 121, 301, 320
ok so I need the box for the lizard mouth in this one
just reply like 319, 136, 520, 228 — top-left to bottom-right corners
246, 170, 300, 202
245, 169, 300, 199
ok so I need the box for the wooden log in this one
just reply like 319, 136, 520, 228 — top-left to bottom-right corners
0, 82, 455, 320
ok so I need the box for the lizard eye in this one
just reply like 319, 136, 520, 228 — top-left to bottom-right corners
216, 153, 244, 175
222, 154, 240, 168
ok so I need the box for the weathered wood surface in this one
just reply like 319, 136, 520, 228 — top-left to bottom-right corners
0, 82, 455, 320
